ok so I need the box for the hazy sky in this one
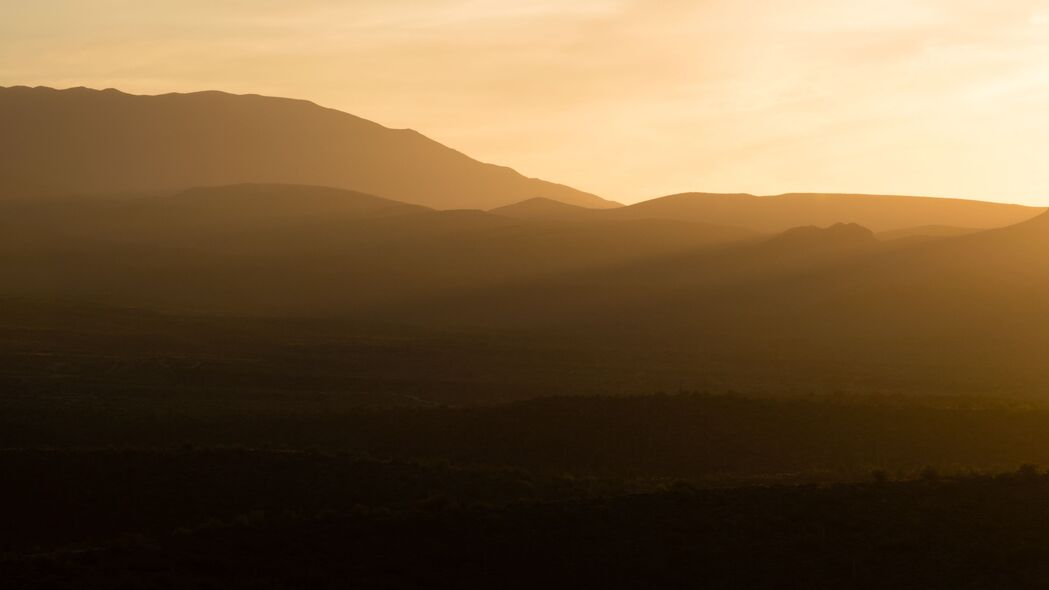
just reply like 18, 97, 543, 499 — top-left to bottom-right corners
4, 1, 1049, 204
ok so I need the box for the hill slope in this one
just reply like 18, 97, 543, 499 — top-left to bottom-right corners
3, 201, 1049, 399
0, 183, 752, 315
363, 210, 1049, 397
0, 86, 618, 210
490, 197, 598, 221
599, 192, 1042, 233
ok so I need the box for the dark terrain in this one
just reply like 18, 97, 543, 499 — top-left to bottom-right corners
5, 86, 1049, 588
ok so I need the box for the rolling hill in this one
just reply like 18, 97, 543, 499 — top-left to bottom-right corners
493, 192, 1042, 233
0, 183, 753, 315
601, 192, 1043, 233
356, 209, 1049, 397
2, 85, 1048, 402
0, 86, 618, 210
5, 179, 1049, 399
490, 197, 599, 221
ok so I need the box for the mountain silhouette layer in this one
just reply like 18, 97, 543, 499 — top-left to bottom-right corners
0, 183, 753, 315
490, 197, 599, 221
493, 192, 1042, 233
613, 192, 1043, 232
345, 209, 1049, 398
3, 85, 1049, 401
3, 186, 1049, 399
0, 86, 618, 210
765, 222, 878, 252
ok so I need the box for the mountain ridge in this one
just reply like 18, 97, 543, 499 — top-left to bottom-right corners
488, 191, 1043, 233
0, 85, 619, 210
601, 192, 1043, 233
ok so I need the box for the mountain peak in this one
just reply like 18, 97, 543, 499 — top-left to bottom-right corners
490, 196, 613, 220
767, 223, 878, 251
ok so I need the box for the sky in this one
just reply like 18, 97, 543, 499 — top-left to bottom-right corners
3, 1, 1049, 205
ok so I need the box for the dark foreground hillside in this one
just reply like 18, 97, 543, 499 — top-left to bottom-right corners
4, 448, 1049, 589
10, 387, 1049, 588
10, 392, 1049, 587
9, 393, 1049, 483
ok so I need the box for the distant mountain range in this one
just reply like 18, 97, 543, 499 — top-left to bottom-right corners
3, 85, 1042, 229
3, 180, 1049, 399
3, 85, 1049, 402
0, 183, 754, 314
0, 86, 617, 210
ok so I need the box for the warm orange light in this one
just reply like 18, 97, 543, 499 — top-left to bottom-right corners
3, 1, 1048, 204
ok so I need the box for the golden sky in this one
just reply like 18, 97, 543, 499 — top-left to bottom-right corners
3, 1, 1049, 205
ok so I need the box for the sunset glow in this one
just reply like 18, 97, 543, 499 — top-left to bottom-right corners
4, 0, 1049, 204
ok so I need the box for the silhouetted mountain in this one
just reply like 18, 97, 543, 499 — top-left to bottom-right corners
734, 210, 1049, 394
2, 81, 1048, 401
765, 223, 878, 252
163, 183, 431, 221
397, 219, 888, 330
597, 192, 1042, 233
0, 86, 618, 210
490, 197, 598, 221
635, 209, 1049, 395
0, 183, 433, 253
4, 196, 1049, 400
839, 209, 1049, 304
351, 209, 1049, 397
0, 183, 752, 315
